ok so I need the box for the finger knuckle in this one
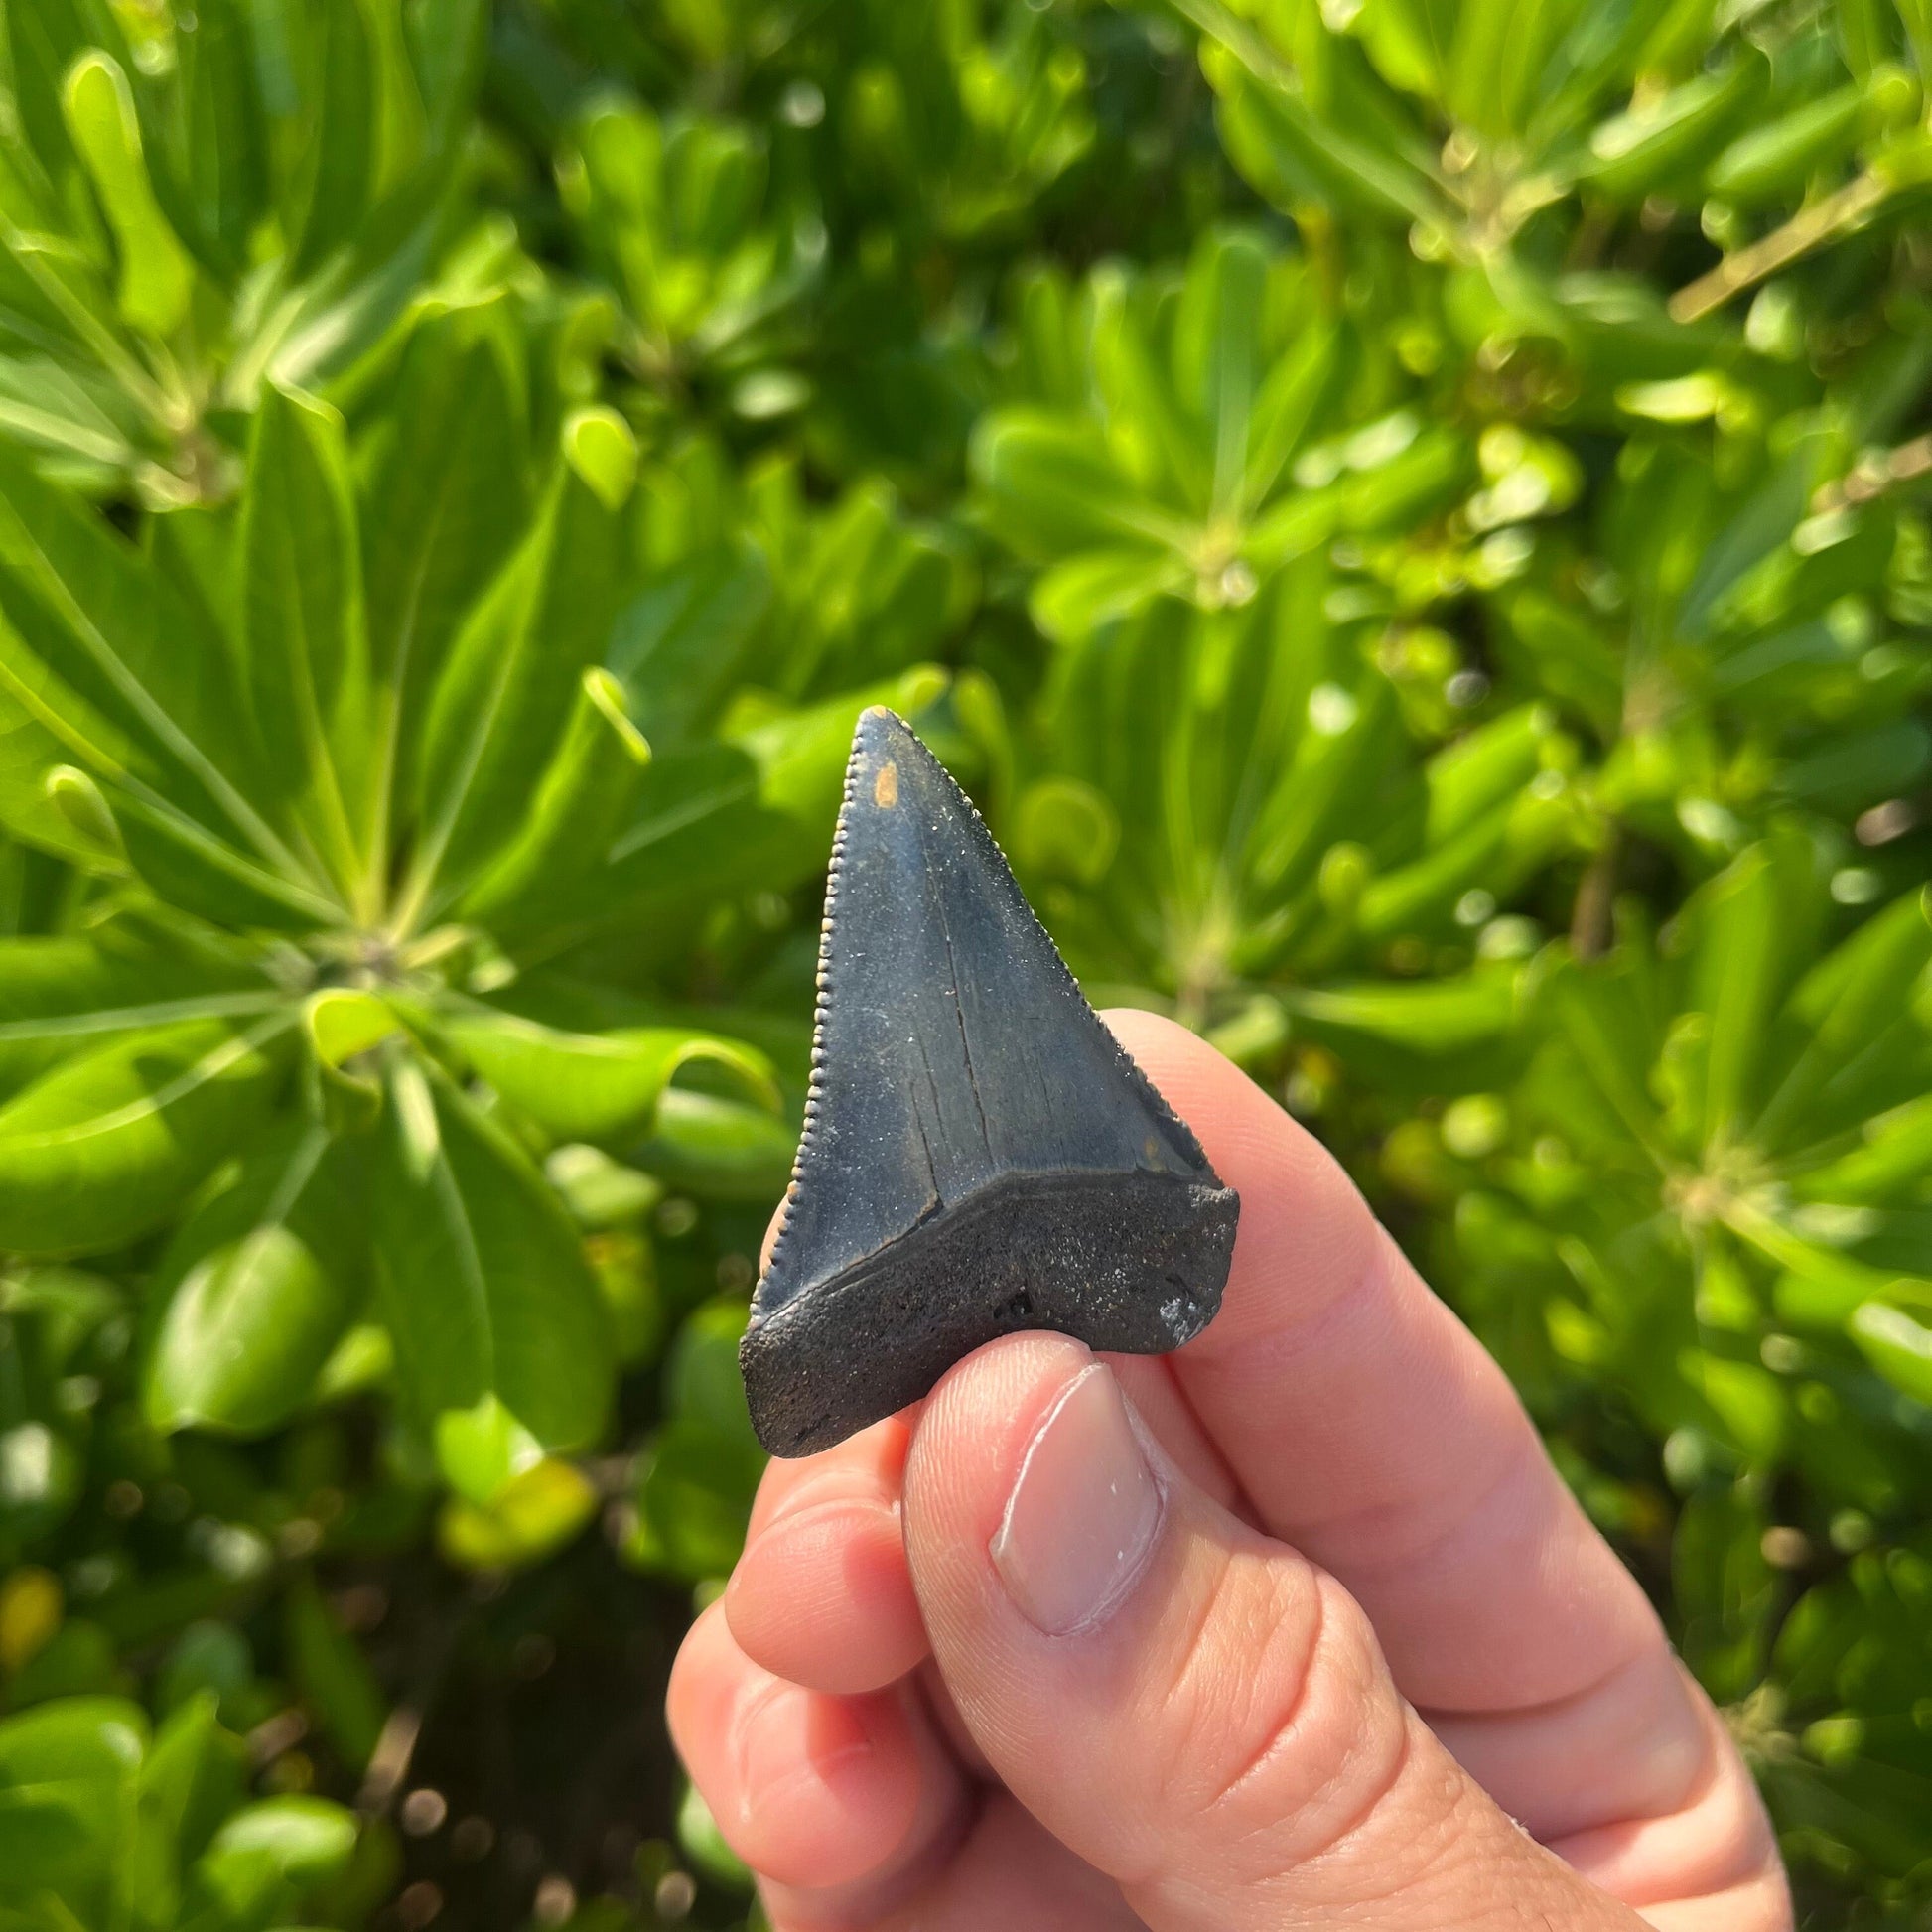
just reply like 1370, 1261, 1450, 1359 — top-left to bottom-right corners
1150, 1551, 1411, 1874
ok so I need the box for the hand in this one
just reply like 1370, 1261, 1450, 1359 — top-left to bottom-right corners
668, 1012, 1792, 1931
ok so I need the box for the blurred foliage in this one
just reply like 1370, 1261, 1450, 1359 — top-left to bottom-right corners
0, 0, 1927, 1926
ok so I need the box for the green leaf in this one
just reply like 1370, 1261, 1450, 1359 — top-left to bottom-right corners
0, 353, 137, 479
1707, 83, 1865, 205
0, 934, 267, 1101
609, 541, 773, 743
0, 1018, 290, 1256
1447, 0, 1574, 139
143, 1124, 360, 1436
362, 301, 529, 873
44, 761, 124, 860
0, 1696, 146, 1908
758, 481, 973, 697
1248, 675, 1402, 901
369, 1054, 614, 1450
1849, 1301, 1932, 1406
165, 0, 270, 274
1686, 840, 1798, 1151
129, 1690, 246, 1922
1549, 961, 1666, 1157
433, 1390, 544, 1504
1757, 887, 1932, 1155
1012, 776, 1119, 886
456, 667, 653, 933
447, 1005, 777, 1145
438, 1455, 599, 1570
144, 1225, 340, 1434
628, 1088, 798, 1199
1583, 58, 1764, 204
1675, 437, 1823, 643
1692, 1350, 1787, 1460
405, 433, 626, 919
240, 384, 370, 906
1, 1265, 125, 1365
1204, 39, 1447, 227
971, 412, 1189, 560
625, 1419, 763, 1583
1241, 317, 1345, 510
667, 1297, 758, 1438
0, 441, 287, 872
1498, 590, 1624, 739
625, 1296, 763, 1577
1030, 549, 1188, 647
1356, 804, 1537, 941
285, 0, 377, 274
191, 1794, 356, 1922
1175, 226, 1267, 521
1425, 706, 1557, 844
108, 778, 345, 928
61, 53, 195, 337
565, 403, 639, 512
304, 989, 399, 1068
1285, 971, 1520, 1053
285, 1580, 386, 1775
1802, 1093, 1932, 1205
406, 0, 488, 148
0, 648, 137, 867
603, 668, 948, 915
1672, 1482, 1775, 1702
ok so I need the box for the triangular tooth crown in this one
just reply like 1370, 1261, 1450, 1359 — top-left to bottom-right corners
741, 708, 1238, 1458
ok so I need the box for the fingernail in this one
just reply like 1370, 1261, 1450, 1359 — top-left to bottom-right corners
990, 1363, 1163, 1636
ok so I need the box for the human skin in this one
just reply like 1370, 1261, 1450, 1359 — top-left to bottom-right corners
667, 1010, 1793, 1931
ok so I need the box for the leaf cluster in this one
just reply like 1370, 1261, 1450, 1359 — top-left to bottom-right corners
0, 0, 1927, 1925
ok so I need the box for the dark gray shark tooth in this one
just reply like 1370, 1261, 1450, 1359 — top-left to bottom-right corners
740, 707, 1238, 1458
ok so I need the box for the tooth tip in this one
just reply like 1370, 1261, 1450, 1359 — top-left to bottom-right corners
851, 705, 910, 754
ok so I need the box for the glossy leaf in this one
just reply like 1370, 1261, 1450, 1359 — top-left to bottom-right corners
0, 440, 275, 860
239, 384, 370, 902
143, 1125, 361, 1436
406, 422, 629, 915
61, 54, 194, 337
370, 1056, 614, 1450
0, 0, 1922, 1913
0, 1696, 145, 1907
609, 542, 773, 742
0, 1019, 289, 1256
602, 666, 949, 915
456, 667, 653, 933
191, 1794, 357, 1921
0, 934, 267, 1101
447, 1005, 777, 1145
361, 302, 530, 868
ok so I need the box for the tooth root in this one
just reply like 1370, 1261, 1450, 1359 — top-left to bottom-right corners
742, 707, 1238, 1459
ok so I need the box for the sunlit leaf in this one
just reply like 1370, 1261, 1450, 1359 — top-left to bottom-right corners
370, 1055, 614, 1451
0, 1018, 290, 1256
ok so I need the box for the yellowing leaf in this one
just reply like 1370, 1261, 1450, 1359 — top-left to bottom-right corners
438, 1456, 598, 1570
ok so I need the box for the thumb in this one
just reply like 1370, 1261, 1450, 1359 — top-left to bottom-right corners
902, 1335, 1644, 1932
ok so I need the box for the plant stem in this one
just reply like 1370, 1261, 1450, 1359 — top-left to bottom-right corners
1571, 827, 1620, 961
1669, 170, 1892, 323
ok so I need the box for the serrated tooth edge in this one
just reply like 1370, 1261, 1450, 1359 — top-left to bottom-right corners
750, 713, 869, 1321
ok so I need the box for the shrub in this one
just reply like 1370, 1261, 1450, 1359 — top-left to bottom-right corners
0, 0, 1926, 1925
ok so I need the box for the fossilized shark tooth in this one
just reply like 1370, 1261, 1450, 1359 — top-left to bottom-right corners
740, 708, 1238, 1458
